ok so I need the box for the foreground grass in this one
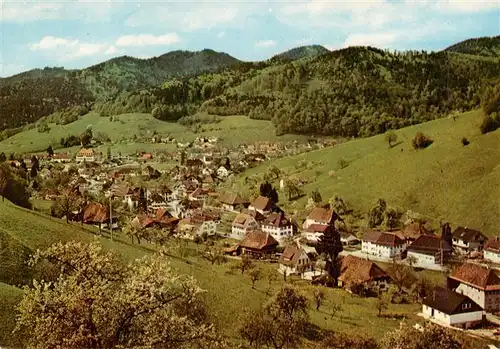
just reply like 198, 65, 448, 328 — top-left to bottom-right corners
231, 109, 500, 236
0, 113, 308, 155
0, 198, 431, 347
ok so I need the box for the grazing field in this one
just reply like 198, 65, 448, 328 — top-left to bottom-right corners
0, 113, 308, 155
0, 198, 429, 347
230, 109, 500, 236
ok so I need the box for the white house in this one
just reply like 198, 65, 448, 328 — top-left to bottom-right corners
484, 237, 500, 263
216, 166, 230, 178
278, 245, 311, 276
261, 212, 295, 244
422, 287, 484, 329
302, 207, 339, 230
361, 231, 406, 259
340, 231, 359, 245
231, 213, 259, 239
448, 263, 500, 313
406, 235, 452, 266
452, 226, 487, 253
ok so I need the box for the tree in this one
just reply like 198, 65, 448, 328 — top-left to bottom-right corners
311, 189, 322, 204
249, 268, 263, 289
202, 244, 224, 265
0, 152, 6, 162
15, 241, 222, 349
412, 132, 433, 149
37, 121, 50, 133
322, 332, 379, 349
283, 179, 301, 201
30, 155, 39, 172
106, 147, 112, 160
387, 257, 417, 294
461, 137, 470, 146
316, 225, 343, 286
30, 163, 38, 180
375, 292, 389, 317
238, 255, 254, 275
338, 158, 349, 169
53, 190, 81, 223
384, 207, 400, 230
269, 165, 281, 179
80, 131, 92, 147
381, 323, 463, 349
329, 195, 348, 215
46, 145, 54, 157
0, 167, 8, 201
260, 181, 279, 204
385, 130, 398, 148
313, 288, 325, 311
368, 198, 387, 228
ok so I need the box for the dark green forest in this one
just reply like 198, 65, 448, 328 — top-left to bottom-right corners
1, 37, 500, 138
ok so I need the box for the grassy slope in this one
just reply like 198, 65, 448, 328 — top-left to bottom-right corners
0, 113, 308, 155
0, 198, 435, 347
232, 110, 500, 235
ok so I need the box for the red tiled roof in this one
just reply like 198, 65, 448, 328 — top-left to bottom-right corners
338, 255, 390, 285
250, 196, 273, 211
485, 238, 500, 253
304, 224, 329, 233
363, 231, 406, 246
263, 212, 291, 228
279, 245, 308, 266
307, 207, 338, 224
450, 263, 500, 291
83, 202, 109, 223
239, 231, 279, 251
219, 192, 249, 206
407, 235, 452, 254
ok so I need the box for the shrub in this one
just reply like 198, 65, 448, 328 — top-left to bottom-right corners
412, 132, 433, 149
338, 158, 349, 169
479, 112, 500, 134
461, 137, 470, 146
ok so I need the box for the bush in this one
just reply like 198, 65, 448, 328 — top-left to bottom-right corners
338, 158, 349, 169
461, 137, 470, 146
479, 112, 500, 134
412, 132, 433, 149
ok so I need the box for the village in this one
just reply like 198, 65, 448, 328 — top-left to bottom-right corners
4, 135, 500, 344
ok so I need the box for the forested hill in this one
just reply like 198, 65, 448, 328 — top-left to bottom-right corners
95, 46, 500, 138
1, 36, 500, 138
444, 35, 500, 57
0, 49, 241, 130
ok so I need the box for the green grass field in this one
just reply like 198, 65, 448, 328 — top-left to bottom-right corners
0, 113, 308, 155
230, 110, 500, 236
0, 198, 435, 347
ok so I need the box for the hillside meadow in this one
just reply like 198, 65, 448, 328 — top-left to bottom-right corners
0, 198, 442, 348
229, 109, 500, 236
0, 113, 308, 155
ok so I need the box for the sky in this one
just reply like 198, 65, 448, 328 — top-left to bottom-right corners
0, 0, 499, 77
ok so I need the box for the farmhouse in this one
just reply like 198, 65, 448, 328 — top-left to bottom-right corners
260, 212, 295, 243
278, 245, 311, 276
452, 226, 487, 253
239, 231, 279, 258
302, 224, 329, 242
248, 196, 274, 215
484, 237, 500, 263
76, 148, 96, 163
361, 231, 406, 259
400, 220, 434, 242
422, 287, 484, 329
231, 213, 260, 239
218, 192, 249, 212
302, 207, 339, 230
338, 255, 390, 294
447, 263, 500, 313
406, 235, 452, 266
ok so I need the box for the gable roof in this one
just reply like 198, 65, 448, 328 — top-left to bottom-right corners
232, 213, 256, 228
485, 238, 500, 253
279, 245, 309, 266
82, 202, 109, 223
219, 192, 249, 206
338, 255, 390, 285
250, 196, 273, 211
401, 221, 433, 240
241, 208, 266, 221
363, 231, 406, 246
263, 212, 292, 228
423, 287, 483, 314
239, 231, 279, 251
449, 263, 500, 291
407, 235, 452, 254
306, 207, 338, 224
303, 224, 330, 233
452, 227, 487, 242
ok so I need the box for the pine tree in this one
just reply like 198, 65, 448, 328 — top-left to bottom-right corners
316, 225, 343, 286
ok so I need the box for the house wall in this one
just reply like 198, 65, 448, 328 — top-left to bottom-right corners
407, 251, 437, 265
423, 304, 483, 328
362, 241, 404, 259
261, 224, 294, 243
455, 283, 486, 309
303, 219, 327, 229
484, 250, 500, 263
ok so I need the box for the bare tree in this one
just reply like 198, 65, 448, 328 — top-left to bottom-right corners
249, 268, 263, 289
313, 288, 326, 311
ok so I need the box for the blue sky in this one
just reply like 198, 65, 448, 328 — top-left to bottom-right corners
0, 0, 499, 77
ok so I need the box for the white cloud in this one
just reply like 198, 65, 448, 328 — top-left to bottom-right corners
29, 36, 110, 61
343, 33, 399, 48
104, 45, 119, 55
255, 40, 277, 48
115, 33, 181, 47
217, 31, 226, 39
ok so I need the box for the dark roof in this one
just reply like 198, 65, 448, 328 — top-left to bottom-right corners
83, 202, 109, 223
407, 235, 452, 254
219, 192, 249, 206
485, 238, 500, 253
423, 287, 483, 314
338, 255, 390, 285
401, 221, 433, 240
250, 196, 273, 211
449, 263, 500, 291
239, 231, 278, 251
263, 212, 292, 228
279, 245, 308, 266
363, 231, 406, 246
304, 224, 330, 233
452, 227, 487, 242
307, 207, 339, 224
241, 208, 266, 221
